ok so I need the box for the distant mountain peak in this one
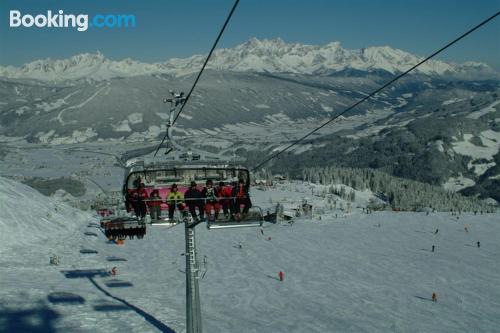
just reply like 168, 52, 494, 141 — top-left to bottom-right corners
0, 37, 496, 81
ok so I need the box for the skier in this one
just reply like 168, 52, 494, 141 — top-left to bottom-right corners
432, 292, 437, 302
184, 181, 204, 221
232, 179, 252, 221
202, 180, 221, 222
133, 176, 142, 189
148, 189, 162, 221
218, 181, 233, 219
167, 184, 185, 219
434, 228, 439, 234
131, 183, 148, 220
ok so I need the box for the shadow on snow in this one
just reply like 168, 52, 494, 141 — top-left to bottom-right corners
60, 269, 176, 333
0, 303, 60, 333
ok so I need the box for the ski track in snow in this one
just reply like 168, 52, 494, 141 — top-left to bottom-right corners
57, 87, 105, 125
1, 179, 500, 332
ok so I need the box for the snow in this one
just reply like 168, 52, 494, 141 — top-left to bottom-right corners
36, 130, 56, 143
35, 128, 100, 145
292, 143, 325, 154
442, 98, 465, 106
321, 104, 333, 112
127, 113, 143, 125
467, 100, 500, 119
0, 177, 91, 250
1, 180, 500, 332
346, 125, 390, 139
435, 140, 445, 153
0, 38, 496, 82
155, 112, 169, 120
36, 99, 67, 112
144, 125, 162, 140
443, 175, 475, 191
15, 105, 30, 115
470, 162, 496, 176
396, 97, 408, 108
113, 120, 132, 132
0, 179, 499, 332
203, 129, 218, 136
452, 132, 500, 160
178, 113, 193, 120
48, 128, 99, 145
71, 129, 99, 143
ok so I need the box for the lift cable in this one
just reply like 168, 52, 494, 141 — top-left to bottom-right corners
154, 0, 240, 157
252, 10, 500, 172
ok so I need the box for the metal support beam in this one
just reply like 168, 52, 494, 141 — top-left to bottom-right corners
185, 220, 202, 333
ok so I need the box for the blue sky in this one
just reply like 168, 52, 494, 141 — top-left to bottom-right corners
1, 0, 499, 68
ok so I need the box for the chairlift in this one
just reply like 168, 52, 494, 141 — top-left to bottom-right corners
123, 156, 264, 235
103, 216, 146, 240
113, 90, 264, 241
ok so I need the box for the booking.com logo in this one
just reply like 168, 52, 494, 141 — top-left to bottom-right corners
9, 10, 136, 32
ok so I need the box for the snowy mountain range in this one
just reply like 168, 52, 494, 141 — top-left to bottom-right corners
0, 38, 497, 81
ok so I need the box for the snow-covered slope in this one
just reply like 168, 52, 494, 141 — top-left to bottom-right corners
0, 38, 496, 81
0, 181, 499, 333
0, 177, 92, 250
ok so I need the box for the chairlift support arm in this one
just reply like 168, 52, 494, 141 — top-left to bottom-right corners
162, 91, 186, 155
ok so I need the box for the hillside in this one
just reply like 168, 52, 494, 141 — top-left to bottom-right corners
0, 178, 499, 333
0, 176, 92, 250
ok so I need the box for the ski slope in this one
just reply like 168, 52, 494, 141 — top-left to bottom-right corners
1, 178, 499, 333
0, 177, 91, 250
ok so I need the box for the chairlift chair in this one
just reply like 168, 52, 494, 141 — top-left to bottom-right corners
103, 216, 146, 240
123, 155, 264, 234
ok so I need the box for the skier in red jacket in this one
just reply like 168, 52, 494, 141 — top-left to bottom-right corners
232, 179, 252, 221
147, 189, 162, 220
218, 181, 233, 219
131, 183, 149, 220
